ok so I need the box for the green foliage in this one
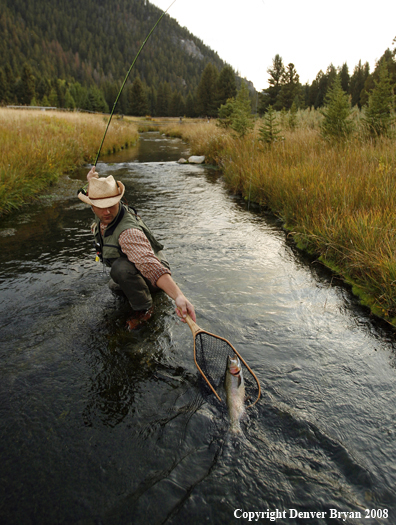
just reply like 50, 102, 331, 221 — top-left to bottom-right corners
217, 98, 235, 128
320, 76, 354, 141
288, 102, 298, 130
216, 65, 237, 108
18, 63, 35, 105
258, 105, 282, 144
0, 0, 228, 113
258, 54, 284, 114
276, 63, 301, 110
127, 77, 148, 116
196, 63, 219, 117
363, 63, 395, 138
349, 60, 370, 108
230, 82, 254, 138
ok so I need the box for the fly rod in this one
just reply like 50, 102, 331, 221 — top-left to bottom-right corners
79, 0, 176, 195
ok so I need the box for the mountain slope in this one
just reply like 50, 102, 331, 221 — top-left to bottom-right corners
0, 0, 227, 96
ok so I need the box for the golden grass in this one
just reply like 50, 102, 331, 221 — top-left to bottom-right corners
0, 108, 139, 215
165, 115, 396, 324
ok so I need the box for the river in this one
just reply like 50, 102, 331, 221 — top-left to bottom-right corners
0, 132, 395, 524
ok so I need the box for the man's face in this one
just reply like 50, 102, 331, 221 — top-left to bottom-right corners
92, 202, 119, 226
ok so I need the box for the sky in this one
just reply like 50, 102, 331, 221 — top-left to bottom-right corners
149, 0, 396, 92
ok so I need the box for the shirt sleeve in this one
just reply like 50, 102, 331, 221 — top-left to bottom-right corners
118, 228, 171, 286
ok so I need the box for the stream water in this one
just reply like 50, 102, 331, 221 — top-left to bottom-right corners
1, 132, 396, 525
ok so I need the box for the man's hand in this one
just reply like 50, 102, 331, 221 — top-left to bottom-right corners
87, 166, 99, 182
155, 273, 196, 323
175, 295, 196, 323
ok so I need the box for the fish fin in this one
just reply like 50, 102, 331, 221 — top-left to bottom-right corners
237, 374, 241, 388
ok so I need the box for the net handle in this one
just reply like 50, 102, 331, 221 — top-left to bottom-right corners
183, 315, 261, 408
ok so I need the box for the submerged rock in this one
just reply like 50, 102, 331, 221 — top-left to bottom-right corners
177, 158, 188, 164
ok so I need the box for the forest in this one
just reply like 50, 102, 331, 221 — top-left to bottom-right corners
0, 0, 395, 118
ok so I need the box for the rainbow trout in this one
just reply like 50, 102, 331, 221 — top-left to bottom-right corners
224, 355, 246, 433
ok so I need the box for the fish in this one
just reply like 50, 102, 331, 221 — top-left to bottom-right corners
224, 355, 246, 434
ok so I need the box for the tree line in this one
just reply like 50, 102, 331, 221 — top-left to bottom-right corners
258, 47, 396, 115
0, 0, 228, 115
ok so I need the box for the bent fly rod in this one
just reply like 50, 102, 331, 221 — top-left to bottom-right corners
79, 0, 176, 195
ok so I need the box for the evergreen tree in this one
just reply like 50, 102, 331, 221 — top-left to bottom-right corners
156, 82, 171, 116
4, 64, 15, 103
258, 54, 284, 114
258, 105, 282, 144
276, 63, 301, 110
217, 97, 235, 128
64, 89, 76, 109
0, 68, 7, 103
216, 65, 236, 108
36, 77, 51, 101
185, 92, 196, 117
19, 63, 35, 105
320, 76, 354, 141
41, 94, 50, 107
363, 62, 395, 138
127, 77, 148, 116
196, 63, 219, 117
169, 90, 185, 117
147, 86, 157, 116
86, 86, 109, 113
48, 88, 59, 107
350, 60, 370, 108
339, 63, 350, 93
230, 82, 254, 138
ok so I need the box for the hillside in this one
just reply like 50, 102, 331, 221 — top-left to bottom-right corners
0, 0, 232, 113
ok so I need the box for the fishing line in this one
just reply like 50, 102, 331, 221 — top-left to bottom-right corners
93, 0, 177, 168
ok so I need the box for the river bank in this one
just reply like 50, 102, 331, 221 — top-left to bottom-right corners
164, 117, 396, 326
0, 108, 140, 216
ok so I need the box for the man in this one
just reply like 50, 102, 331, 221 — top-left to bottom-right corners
78, 166, 196, 330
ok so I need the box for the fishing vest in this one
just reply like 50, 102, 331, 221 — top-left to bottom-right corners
92, 203, 164, 267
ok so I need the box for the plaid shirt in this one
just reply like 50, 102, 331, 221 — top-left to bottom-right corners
119, 228, 170, 286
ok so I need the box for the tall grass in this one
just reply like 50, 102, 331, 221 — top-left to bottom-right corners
166, 113, 396, 324
0, 109, 139, 215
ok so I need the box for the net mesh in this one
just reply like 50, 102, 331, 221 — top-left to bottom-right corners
194, 332, 259, 405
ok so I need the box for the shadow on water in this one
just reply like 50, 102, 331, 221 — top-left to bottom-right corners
1, 133, 396, 524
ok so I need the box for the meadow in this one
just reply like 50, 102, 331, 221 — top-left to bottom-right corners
0, 108, 139, 215
165, 111, 396, 325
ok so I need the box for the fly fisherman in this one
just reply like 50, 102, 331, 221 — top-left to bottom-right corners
78, 167, 196, 330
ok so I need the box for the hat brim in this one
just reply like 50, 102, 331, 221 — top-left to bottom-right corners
78, 181, 125, 208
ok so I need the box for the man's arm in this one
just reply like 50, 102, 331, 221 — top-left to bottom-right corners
156, 273, 196, 322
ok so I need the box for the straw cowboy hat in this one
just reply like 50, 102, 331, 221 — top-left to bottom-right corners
78, 175, 125, 208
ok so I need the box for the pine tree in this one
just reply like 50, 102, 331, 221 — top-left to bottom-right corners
216, 65, 236, 108
127, 77, 148, 116
350, 60, 370, 108
185, 92, 196, 118
4, 65, 15, 103
258, 54, 284, 114
19, 63, 35, 105
258, 106, 282, 144
64, 89, 76, 109
196, 63, 219, 117
339, 63, 350, 93
0, 68, 7, 103
230, 82, 254, 138
156, 82, 171, 116
363, 62, 395, 138
320, 76, 354, 141
276, 63, 301, 110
